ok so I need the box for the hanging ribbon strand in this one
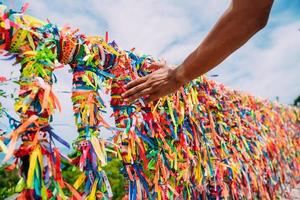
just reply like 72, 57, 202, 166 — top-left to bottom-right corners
68, 35, 115, 198
0, 5, 70, 199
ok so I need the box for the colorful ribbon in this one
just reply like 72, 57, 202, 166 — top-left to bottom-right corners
0, 4, 299, 200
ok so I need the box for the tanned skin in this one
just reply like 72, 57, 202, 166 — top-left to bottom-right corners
122, 0, 274, 103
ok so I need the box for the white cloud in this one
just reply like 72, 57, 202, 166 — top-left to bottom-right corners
210, 21, 300, 103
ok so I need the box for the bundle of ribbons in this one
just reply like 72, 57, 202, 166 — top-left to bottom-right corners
0, 4, 299, 200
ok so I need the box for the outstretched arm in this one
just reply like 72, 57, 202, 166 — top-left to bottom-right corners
123, 0, 274, 103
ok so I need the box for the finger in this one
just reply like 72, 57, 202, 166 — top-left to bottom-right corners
160, 59, 167, 65
122, 81, 149, 98
148, 64, 161, 71
127, 88, 153, 102
148, 61, 165, 71
125, 76, 147, 89
144, 93, 160, 104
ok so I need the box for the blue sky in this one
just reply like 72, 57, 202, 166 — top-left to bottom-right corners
0, 0, 299, 149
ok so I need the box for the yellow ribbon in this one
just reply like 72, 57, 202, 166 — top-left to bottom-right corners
73, 172, 86, 190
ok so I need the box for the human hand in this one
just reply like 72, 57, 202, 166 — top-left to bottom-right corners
122, 61, 184, 104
